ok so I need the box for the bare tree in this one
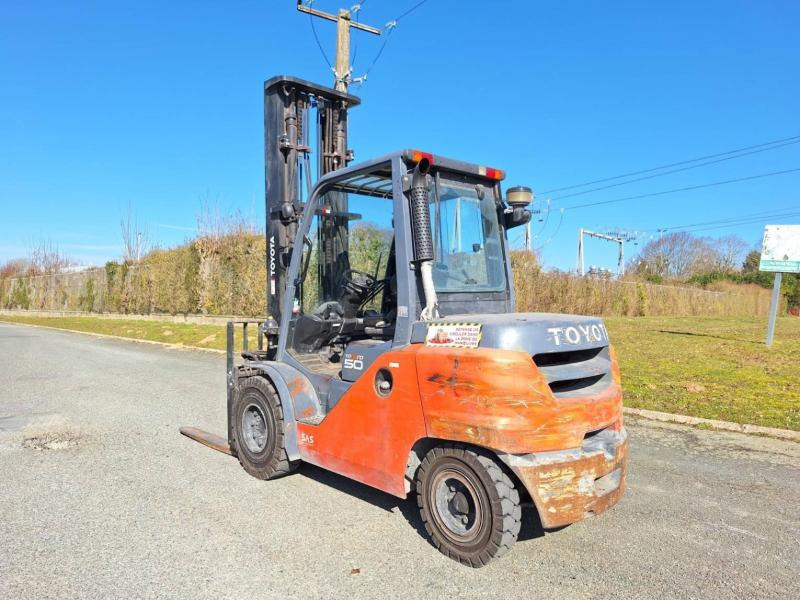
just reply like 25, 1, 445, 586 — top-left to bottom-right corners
634, 232, 755, 278
712, 235, 749, 273
0, 257, 33, 279
195, 194, 255, 257
120, 204, 150, 263
633, 232, 716, 278
30, 238, 72, 275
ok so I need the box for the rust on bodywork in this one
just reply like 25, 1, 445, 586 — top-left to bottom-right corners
287, 340, 628, 523
287, 374, 320, 422
415, 344, 628, 527
288, 375, 314, 398
415, 346, 622, 454
509, 431, 628, 528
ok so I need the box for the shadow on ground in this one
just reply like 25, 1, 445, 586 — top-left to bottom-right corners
296, 463, 547, 547
656, 329, 761, 345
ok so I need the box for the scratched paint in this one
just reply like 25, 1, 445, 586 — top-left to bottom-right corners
287, 341, 627, 530
415, 346, 623, 454
514, 436, 628, 528
295, 346, 427, 497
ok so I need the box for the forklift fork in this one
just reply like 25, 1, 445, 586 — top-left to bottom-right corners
180, 320, 273, 457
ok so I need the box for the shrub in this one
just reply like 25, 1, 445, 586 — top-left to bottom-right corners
0, 237, 778, 318
9, 279, 31, 309
78, 279, 96, 312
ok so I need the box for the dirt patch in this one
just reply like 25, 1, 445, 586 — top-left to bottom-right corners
22, 431, 83, 451
19, 417, 87, 451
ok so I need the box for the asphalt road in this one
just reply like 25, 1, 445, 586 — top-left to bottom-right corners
1, 322, 798, 599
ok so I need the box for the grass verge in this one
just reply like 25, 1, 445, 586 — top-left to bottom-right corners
0, 315, 244, 352
605, 316, 799, 431
2, 314, 798, 431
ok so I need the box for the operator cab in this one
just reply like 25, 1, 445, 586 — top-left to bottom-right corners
281, 150, 531, 408
289, 164, 397, 379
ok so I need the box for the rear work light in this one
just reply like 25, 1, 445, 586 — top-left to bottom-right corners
411, 150, 435, 164
479, 166, 505, 180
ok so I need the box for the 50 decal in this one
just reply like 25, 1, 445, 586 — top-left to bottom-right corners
343, 353, 364, 371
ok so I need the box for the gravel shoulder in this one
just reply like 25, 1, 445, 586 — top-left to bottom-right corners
1, 323, 798, 599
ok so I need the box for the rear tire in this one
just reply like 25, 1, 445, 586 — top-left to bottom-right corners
232, 376, 295, 480
416, 444, 521, 567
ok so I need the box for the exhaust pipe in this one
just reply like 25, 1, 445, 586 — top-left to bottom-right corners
409, 158, 438, 321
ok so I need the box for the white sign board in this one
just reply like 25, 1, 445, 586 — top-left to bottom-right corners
759, 224, 800, 273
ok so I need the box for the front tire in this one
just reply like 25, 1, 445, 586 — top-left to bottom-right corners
416, 444, 522, 567
232, 376, 295, 480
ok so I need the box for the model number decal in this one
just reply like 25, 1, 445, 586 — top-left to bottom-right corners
344, 354, 364, 371
301, 432, 315, 445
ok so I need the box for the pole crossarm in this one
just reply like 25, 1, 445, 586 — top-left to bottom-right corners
584, 230, 623, 243
298, 1, 382, 92
297, 2, 382, 35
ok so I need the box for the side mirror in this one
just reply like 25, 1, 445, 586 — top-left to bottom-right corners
504, 186, 533, 229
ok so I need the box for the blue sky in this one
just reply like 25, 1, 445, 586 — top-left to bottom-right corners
1, 0, 798, 271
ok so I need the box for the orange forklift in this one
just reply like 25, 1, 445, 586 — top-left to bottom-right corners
182, 76, 627, 567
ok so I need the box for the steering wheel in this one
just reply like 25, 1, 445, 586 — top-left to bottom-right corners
342, 268, 377, 296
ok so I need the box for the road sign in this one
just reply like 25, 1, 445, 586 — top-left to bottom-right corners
759, 224, 799, 347
759, 224, 800, 273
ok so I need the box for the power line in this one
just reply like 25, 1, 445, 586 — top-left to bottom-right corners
350, 2, 369, 69
353, 0, 431, 86
395, 0, 429, 21
533, 198, 552, 239
540, 134, 800, 195
562, 167, 800, 211
509, 199, 554, 249
617, 207, 800, 245
652, 206, 800, 233
308, 8, 332, 68
670, 211, 800, 231
534, 208, 565, 252
356, 26, 395, 83
640, 213, 800, 238
550, 138, 800, 201
653, 212, 800, 236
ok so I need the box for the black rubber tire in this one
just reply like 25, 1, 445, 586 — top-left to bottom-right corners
231, 376, 296, 480
416, 444, 522, 567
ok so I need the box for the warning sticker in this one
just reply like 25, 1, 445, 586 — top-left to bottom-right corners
424, 322, 482, 348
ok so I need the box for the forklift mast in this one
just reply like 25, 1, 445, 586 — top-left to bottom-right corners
264, 76, 361, 325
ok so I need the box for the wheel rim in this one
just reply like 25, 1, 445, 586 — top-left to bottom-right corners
430, 467, 485, 544
241, 403, 269, 453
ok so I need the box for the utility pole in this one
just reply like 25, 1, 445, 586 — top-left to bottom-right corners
578, 229, 625, 277
525, 220, 531, 252
297, 1, 381, 92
